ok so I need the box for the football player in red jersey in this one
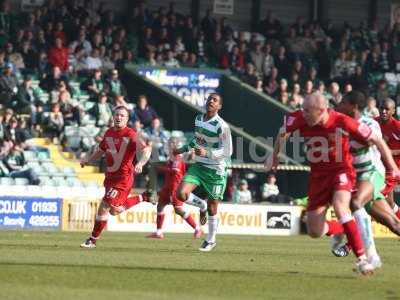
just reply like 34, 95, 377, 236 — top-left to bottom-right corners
376, 98, 400, 219
147, 138, 205, 239
80, 106, 153, 248
265, 92, 400, 275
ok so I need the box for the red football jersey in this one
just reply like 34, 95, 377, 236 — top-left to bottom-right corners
284, 110, 372, 172
99, 127, 138, 189
376, 117, 400, 165
158, 156, 186, 194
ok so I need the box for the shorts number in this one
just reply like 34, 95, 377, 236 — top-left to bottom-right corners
106, 188, 119, 199
212, 185, 222, 195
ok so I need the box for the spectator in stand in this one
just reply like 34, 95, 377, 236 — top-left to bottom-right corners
5, 42, 24, 73
48, 37, 69, 72
58, 81, 80, 126
46, 103, 64, 144
2, 144, 39, 184
69, 29, 93, 56
201, 9, 217, 40
163, 49, 180, 68
185, 53, 199, 68
261, 173, 291, 203
105, 68, 127, 97
240, 63, 258, 88
274, 77, 288, 100
131, 95, 158, 128
4, 117, 29, 146
249, 42, 264, 75
264, 68, 280, 96
363, 96, 380, 118
331, 50, 347, 83
327, 82, 342, 107
53, 21, 67, 47
262, 43, 274, 79
261, 173, 279, 202
0, 63, 18, 108
145, 50, 157, 66
20, 41, 38, 74
13, 75, 41, 116
88, 92, 113, 128
85, 48, 103, 71
179, 51, 190, 67
220, 45, 244, 72
303, 80, 314, 96
82, 69, 105, 101
232, 179, 252, 204
274, 45, 290, 80
39, 66, 69, 94
343, 83, 352, 93
143, 117, 168, 161
207, 31, 225, 67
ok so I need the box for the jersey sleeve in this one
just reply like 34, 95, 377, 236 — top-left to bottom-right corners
283, 111, 303, 134
342, 115, 372, 143
393, 119, 400, 132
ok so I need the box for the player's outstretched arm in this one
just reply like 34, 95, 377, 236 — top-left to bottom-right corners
80, 146, 104, 168
265, 128, 290, 172
369, 133, 400, 173
135, 132, 152, 174
173, 137, 196, 155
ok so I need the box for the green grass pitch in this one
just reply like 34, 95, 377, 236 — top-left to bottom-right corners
0, 231, 399, 300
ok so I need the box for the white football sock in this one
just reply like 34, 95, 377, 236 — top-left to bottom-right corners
207, 215, 218, 243
353, 207, 378, 258
186, 193, 207, 212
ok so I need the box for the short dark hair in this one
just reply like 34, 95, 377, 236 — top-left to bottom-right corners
342, 91, 366, 111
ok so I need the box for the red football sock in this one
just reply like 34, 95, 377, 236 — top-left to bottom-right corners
91, 220, 107, 240
342, 219, 365, 258
184, 215, 197, 229
123, 195, 142, 210
157, 213, 165, 230
326, 220, 344, 236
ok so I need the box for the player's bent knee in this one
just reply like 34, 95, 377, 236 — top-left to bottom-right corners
173, 206, 184, 216
350, 199, 363, 211
177, 189, 189, 202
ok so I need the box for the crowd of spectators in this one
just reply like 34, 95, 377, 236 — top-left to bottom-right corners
1, 0, 400, 194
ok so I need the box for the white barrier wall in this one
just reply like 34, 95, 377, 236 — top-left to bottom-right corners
108, 203, 303, 236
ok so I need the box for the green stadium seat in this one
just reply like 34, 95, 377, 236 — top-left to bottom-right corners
62, 167, 76, 177
14, 178, 30, 186
24, 150, 38, 162
0, 177, 15, 185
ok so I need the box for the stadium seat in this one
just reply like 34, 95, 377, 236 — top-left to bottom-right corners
39, 176, 56, 187
66, 177, 84, 188
62, 167, 76, 177
0, 177, 15, 185
24, 150, 38, 162
14, 178, 30, 186
37, 151, 51, 162
52, 177, 68, 187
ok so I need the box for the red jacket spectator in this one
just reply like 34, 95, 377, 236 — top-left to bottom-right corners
48, 38, 69, 72
220, 46, 245, 71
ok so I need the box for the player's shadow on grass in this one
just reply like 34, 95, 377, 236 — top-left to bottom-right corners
0, 261, 356, 280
